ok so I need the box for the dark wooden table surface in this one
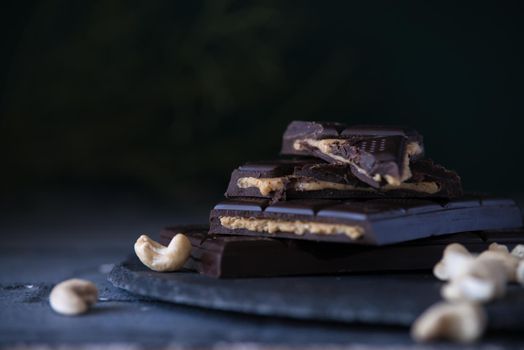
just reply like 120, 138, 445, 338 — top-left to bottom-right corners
1, 192, 523, 349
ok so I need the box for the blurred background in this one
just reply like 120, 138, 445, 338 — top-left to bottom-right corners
1, 1, 524, 213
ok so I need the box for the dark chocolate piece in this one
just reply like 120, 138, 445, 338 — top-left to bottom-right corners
160, 225, 524, 278
226, 158, 462, 201
209, 197, 522, 245
280, 121, 424, 187
281, 121, 424, 154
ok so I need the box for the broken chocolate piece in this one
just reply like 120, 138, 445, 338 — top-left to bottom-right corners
226, 159, 463, 202
281, 121, 424, 187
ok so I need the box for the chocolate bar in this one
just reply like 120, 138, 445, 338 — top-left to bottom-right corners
209, 197, 522, 245
225, 158, 462, 202
280, 121, 425, 187
160, 225, 524, 278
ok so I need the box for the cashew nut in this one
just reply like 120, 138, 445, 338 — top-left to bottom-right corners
488, 242, 509, 253
441, 258, 507, 302
414, 241, 520, 343
477, 249, 519, 282
517, 260, 524, 285
134, 233, 191, 272
511, 244, 524, 259
433, 243, 475, 281
411, 302, 487, 343
49, 279, 98, 316
435, 242, 519, 303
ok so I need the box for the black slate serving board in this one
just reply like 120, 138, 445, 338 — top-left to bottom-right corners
109, 256, 524, 331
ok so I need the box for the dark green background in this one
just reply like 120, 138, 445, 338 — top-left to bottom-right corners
1, 1, 523, 206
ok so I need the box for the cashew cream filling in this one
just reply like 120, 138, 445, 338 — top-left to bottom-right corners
237, 176, 439, 194
293, 138, 423, 186
236, 177, 287, 196
219, 216, 363, 239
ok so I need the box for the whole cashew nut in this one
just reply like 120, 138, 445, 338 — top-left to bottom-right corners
517, 260, 524, 285
134, 234, 192, 272
477, 249, 519, 282
511, 244, 524, 259
433, 243, 475, 281
49, 279, 98, 316
411, 302, 487, 343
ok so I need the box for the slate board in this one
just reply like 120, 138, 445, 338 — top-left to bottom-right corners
109, 256, 524, 331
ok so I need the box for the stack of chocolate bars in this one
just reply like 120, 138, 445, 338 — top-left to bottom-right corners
161, 121, 523, 278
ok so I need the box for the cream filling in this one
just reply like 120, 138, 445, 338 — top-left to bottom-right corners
219, 216, 363, 239
293, 179, 364, 191
298, 178, 439, 194
237, 177, 287, 196
293, 139, 350, 163
293, 138, 423, 186
237, 176, 440, 194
